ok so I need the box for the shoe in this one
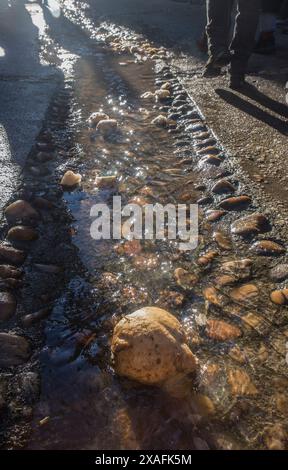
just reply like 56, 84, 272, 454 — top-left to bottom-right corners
202, 50, 232, 78
202, 63, 222, 78
213, 50, 232, 67
229, 75, 246, 90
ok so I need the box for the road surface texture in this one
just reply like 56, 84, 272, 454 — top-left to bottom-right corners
0, 0, 61, 218
0, 0, 288, 451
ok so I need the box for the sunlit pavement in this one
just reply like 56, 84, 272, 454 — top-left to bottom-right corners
0, 1, 59, 216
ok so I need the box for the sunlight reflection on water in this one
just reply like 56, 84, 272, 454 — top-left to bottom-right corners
47, 0, 61, 18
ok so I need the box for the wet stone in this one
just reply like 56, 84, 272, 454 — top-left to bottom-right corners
197, 146, 219, 156
264, 424, 287, 450
141, 91, 154, 100
213, 231, 232, 250
218, 195, 251, 211
185, 110, 201, 119
203, 286, 222, 306
197, 196, 213, 205
174, 268, 198, 289
0, 278, 22, 290
197, 251, 218, 266
114, 239, 142, 256
229, 346, 247, 364
199, 155, 223, 167
228, 368, 258, 396
173, 99, 187, 107
194, 131, 211, 140
242, 312, 263, 330
230, 284, 259, 302
270, 289, 288, 305
0, 333, 31, 367
186, 123, 207, 134
206, 319, 242, 341
33, 197, 54, 211
175, 140, 190, 148
250, 240, 285, 256
29, 165, 50, 177
168, 112, 181, 121
220, 259, 252, 280
257, 343, 269, 363
195, 138, 217, 149
275, 393, 288, 415
231, 213, 270, 236
191, 394, 215, 417
96, 119, 118, 133
0, 292, 17, 322
95, 175, 117, 188
7, 226, 38, 242
270, 264, 288, 282
5, 200, 39, 223
22, 307, 51, 327
88, 112, 109, 127
211, 179, 236, 194
176, 104, 193, 113
214, 274, 236, 287
159, 105, 170, 112
160, 82, 173, 91
0, 265, 21, 279
168, 128, 181, 135
36, 151, 54, 163
194, 183, 206, 191
34, 263, 62, 274
155, 89, 171, 101
111, 307, 197, 385
205, 210, 227, 222
151, 115, 168, 127
61, 170, 82, 187
0, 244, 26, 266
174, 93, 188, 101
157, 290, 185, 308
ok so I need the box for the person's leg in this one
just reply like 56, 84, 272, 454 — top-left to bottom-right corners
230, 0, 261, 87
204, 0, 233, 76
206, 0, 233, 59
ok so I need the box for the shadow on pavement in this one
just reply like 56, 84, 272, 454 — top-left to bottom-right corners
215, 87, 288, 135
0, 0, 64, 167
237, 84, 288, 118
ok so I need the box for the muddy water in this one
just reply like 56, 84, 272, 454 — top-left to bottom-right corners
27, 45, 288, 449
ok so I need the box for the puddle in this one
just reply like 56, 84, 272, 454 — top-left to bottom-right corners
27, 8, 288, 451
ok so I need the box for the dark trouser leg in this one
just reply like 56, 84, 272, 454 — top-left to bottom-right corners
230, 0, 261, 77
206, 0, 234, 60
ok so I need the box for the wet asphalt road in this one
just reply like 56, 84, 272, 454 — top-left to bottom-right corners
0, 1, 60, 219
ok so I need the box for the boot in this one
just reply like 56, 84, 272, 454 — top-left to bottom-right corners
229, 74, 246, 90
202, 50, 231, 78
